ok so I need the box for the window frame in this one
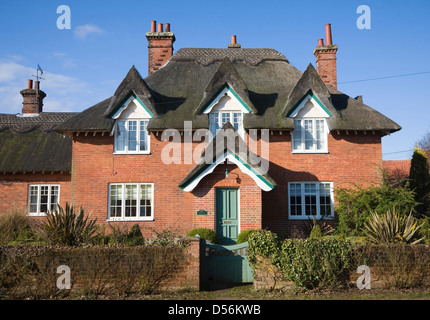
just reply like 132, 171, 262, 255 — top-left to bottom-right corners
107, 183, 154, 221
209, 111, 244, 138
288, 182, 334, 220
292, 118, 328, 153
114, 119, 150, 154
27, 184, 60, 216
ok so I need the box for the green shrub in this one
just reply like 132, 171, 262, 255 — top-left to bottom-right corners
363, 209, 424, 244
248, 230, 355, 290
335, 183, 417, 236
0, 209, 32, 245
37, 203, 98, 246
237, 229, 257, 244
187, 228, 218, 244
409, 147, 430, 217
124, 224, 144, 246
309, 225, 323, 239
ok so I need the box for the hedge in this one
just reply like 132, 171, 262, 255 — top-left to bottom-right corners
0, 244, 187, 299
248, 230, 430, 290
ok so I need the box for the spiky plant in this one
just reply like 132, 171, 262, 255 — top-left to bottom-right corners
363, 209, 424, 244
39, 203, 98, 246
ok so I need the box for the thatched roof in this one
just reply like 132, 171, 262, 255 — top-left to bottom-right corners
56, 47, 401, 135
0, 113, 77, 173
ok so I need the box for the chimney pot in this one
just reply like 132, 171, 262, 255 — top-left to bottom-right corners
151, 20, 156, 32
20, 80, 46, 115
325, 24, 332, 45
146, 21, 176, 75
231, 35, 237, 44
314, 24, 338, 89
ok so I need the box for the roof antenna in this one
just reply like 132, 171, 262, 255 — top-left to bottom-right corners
32, 64, 45, 95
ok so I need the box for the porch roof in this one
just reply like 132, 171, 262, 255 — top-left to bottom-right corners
179, 123, 276, 192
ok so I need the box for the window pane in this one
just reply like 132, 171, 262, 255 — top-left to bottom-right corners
40, 186, 49, 213
319, 183, 332, 216
128, 121, 137, 151
29, 186, 39, 213
139, 120, 149, 151
125, 185, 137, 217
221, 112, 231, 126
315, 120, 325, 150
289, 183, 302, 216
305, 195, 317, 215
304, 183, 317, 216
209, 113, 220, 138
233, 113, 242, 131
292, 120, 302, 151
304, 120, 314, 150
50, 186, 59, 212
116, 121, 126, 152
110, 185, 123, 218
140, 184, 152, 217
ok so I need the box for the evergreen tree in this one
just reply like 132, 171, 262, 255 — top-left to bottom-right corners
409, 147, 430, 217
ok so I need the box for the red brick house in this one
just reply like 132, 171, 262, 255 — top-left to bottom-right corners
0, 23, 401, 243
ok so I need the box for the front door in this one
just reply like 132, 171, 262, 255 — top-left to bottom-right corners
215, 188, 239, 245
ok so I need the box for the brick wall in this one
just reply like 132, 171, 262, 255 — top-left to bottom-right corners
314, 45, 338, 89
0, 173, 71, 216
1, 128, 383, 239
70, 132, 263, 238
261, 130, 382, 237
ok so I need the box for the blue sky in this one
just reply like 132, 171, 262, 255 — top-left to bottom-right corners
0, 0, 429, 160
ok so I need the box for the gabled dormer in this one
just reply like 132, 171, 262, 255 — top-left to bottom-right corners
283, 64, 335, 153
196, 57, 255, 138
106, 66, 155, 154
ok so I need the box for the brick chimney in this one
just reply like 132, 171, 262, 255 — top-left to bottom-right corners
146, 20, 175, 75
20, 79, 46, 115
313, 24, 338, 89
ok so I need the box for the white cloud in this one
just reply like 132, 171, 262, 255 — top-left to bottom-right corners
0, 59, 94, 113
74, 24, 105, 40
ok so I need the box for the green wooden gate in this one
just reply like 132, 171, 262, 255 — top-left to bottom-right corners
200, 240, 254, 287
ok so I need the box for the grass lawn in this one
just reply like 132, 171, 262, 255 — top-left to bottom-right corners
126, 284, 430, 301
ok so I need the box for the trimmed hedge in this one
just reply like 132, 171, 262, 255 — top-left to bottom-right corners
237, 229, 257, 244
248, 230, 355, 290
0, 244, 187, 299
187, 228, 218, 244
248, 230, 430, 291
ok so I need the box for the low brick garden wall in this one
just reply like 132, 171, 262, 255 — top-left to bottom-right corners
0, 237, 201, 299
253, 244, 430, 291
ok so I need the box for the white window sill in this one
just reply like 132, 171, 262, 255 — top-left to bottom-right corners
288, 215, 334, 220
113, 151, 151, 155
28, 213, 47, 217
291, 151, 329, 154
106, 218, 154, 222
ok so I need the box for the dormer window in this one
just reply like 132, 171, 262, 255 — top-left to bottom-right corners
292, 118, 327, 152
210, 111, 243, 138
111, 94, 153, 154
115, 120, 149, 153
289, 93, 331, 153
203, 86, 250, 139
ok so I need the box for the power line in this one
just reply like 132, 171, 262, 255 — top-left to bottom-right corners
382, 149, 413, 155
339, 71, 430, 84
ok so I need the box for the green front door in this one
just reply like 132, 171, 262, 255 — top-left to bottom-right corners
216, 188, 239, 245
